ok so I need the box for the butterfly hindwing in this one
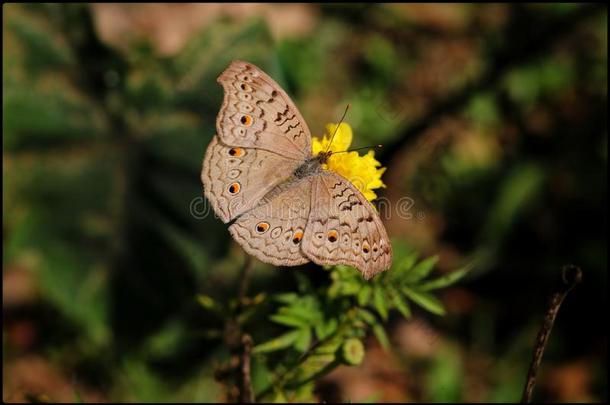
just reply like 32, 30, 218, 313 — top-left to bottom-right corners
228, 178, 313, 266
302, 171, 393, 279
216, 60, 312, 161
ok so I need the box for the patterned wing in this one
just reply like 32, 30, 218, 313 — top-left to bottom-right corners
216, 60, 312, 161
228, 178, 313, 267
202, 135, 300, 223
302, 171, 392, 279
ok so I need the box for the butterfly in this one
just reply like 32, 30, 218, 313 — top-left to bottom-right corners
201, 60, 392, 279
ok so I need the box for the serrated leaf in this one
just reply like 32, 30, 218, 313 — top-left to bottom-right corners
419, 267, 470, 291
293, 328, 312, 352
270, 314, 311, 328
404, 256, 439, 283
373, 287, 388, 321
388, 286, 412, 319
252, 330, 302, 354
402, 286, 446, 316
357, 285, 373, 306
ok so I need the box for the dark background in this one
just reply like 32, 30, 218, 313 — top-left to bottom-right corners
3, 3, 607, 402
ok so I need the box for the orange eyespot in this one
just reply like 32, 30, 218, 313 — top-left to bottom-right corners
228, 148, 243, 157
256, 222, 269, 233
240, 83, 251, 91
327, 230, 338, 243
240, 115, 253, 126
362, 243, 370, 254
228, 182, 241, 194
292, 231, 303, 244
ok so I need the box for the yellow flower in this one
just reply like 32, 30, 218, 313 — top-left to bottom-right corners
312, 122, 386, 202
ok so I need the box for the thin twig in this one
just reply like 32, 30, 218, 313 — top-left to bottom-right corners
241, 334, 255, 403
521, 265, 582, 403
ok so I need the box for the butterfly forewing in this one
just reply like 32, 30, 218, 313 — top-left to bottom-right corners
216, 60, 312, 161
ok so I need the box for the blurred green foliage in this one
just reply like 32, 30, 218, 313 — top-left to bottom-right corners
3, 3, 607, 403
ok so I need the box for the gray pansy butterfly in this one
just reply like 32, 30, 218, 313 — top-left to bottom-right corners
201, 60, 392, 279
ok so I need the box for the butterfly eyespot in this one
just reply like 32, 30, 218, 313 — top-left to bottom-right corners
241, 75, 251, 82
256, 222, 269, 233
271, 227, 282, 238
271, 90, 278, 97
228, 182, 241, 194
327, 230, 338, 243
240, 115, 253, 126
292, 231, 303, 244
240, 83, 251, 91
366, 216, 373, 222
228, 148, 243, 157
362, 243, 371, 254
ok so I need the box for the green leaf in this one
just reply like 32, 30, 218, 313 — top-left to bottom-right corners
273, 293, 299, 304
270, 314, 310, 328
288, 337, 343, 386
373, 287, 389, 320
419, 267, 471, 291
278, 303, 322, 323
252, 330, 302, 354
402, 287, 446, 316
356, 308, 378, 325
293, 328, 312, 353
314, 318, 338, 340
371, 323, 390, 350
357, 284, 373, 306
388, 286, 412, 319
196, 294, 224, 316
404, 255, 439, 283
393, 250, 419, 277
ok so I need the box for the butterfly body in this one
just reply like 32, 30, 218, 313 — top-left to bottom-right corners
202, 60, 392, 279
294, 153, 330, 179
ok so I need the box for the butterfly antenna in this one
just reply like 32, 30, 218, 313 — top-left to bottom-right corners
332, 144, 383, 155
325, 104, 351, 154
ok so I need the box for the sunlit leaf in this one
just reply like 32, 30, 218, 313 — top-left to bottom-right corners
418, 267, 471, 291
388, 286, 412, 319
404, 256, 439, 283
252, 330, 302, 354
402, 287, 446, 316
371, 323, 390, 350
293, 328, 312, 352
373, 287, 389, 320
270, 314, 311, 328
357, 284, 373, 306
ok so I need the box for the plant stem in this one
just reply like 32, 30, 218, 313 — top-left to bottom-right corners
241, 334, 255, 403
521, 265, 582, 403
